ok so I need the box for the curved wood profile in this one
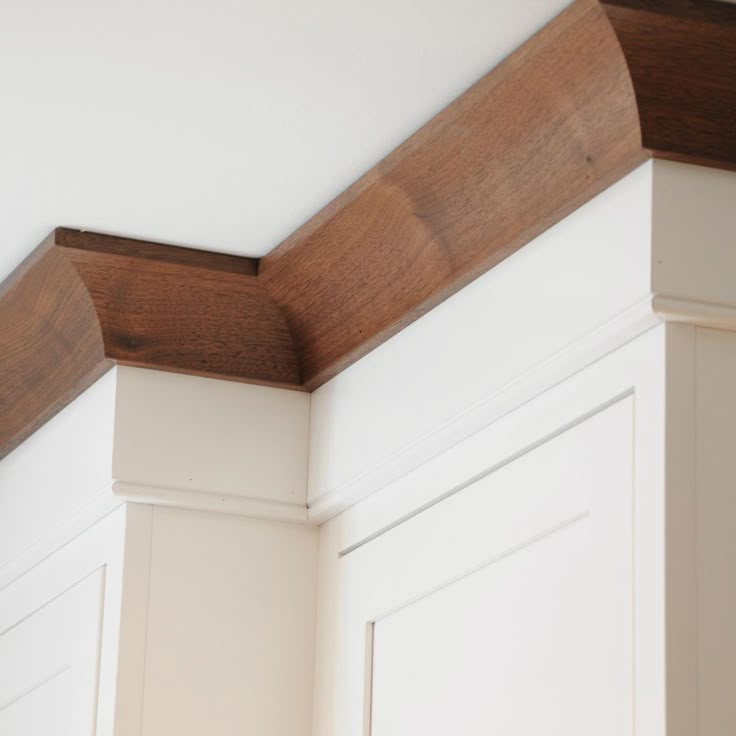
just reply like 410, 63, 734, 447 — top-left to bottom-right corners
2, 0, 735, 457
605, 0, 736, 169
0, 228, 300, 459
0, 233, 111, 459
260, 0, 736, 389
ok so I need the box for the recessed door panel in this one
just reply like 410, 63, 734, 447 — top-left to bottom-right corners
339, 397, 634, 736
0, 570, 105, 735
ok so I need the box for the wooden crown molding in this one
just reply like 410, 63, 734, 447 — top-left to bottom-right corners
261, 0, 736, 389
0, 228, 300, 458
2, 0, 735, 458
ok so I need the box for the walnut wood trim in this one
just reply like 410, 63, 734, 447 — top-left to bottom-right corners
605, 0, 736, 170
56, 228, 259, 276
2, 0, 735, 458
260, 0, 736, 389
0, 228, 301, 458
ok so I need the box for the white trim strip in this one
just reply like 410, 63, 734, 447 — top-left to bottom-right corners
653, 294, 736, 331
308, 296, 661, 522
112, 480, 310, 524
0, 490, 122, 592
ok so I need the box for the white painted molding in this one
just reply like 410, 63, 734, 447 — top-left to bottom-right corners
653, 295, 736, 332
113, 481, 310, 524
0, 367, 311, 589
306, 163, 655, 511
652, 160, 736, 310
308, 288, 736, 523
3, 290, 732, 552
3, 160, 736, 563
113, 367, 311, 506
308, 297, 662, 522
0, 369, 118, 585
306, 160, 736, 520
0, 490, 124, 592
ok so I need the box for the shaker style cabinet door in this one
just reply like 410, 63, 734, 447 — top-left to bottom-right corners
336, 396, 635, 736
0, 569, 105, 735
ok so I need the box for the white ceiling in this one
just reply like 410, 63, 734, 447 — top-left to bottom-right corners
0, 0, 571, 282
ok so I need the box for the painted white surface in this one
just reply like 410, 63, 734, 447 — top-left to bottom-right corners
327, 327, 661, 556
1, 148, 736, 736
369, 402, 632, 736
113, 503, 154, 736
307, 162, 655, 512
0, 570, 104, 736
313, 327, 668, 736
0, 0, 571, 281
113, 479, 309, 523
0, 361, 312, 542
307, 160, 736, 517
693, 327, 736, 735
318, 400, 638, 735
138, 505, 318, 736
0, 368, 118, 585
0, 505, 130, 736
0, 498, 319, 736
652, 161, 736, 308
635, 323, 736, 736
660, 323, 699, 735
113, 366, 310, 508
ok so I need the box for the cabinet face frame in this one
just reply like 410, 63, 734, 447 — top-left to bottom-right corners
314, 326, 671, 736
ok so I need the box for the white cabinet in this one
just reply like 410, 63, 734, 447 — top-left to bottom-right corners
0, 570, 104, 735
366, 400, 633, 736
0, 502, 317, 736
0, 507, 128, 736
0, 367, 317, 736
135, 506, 317, 736
313, 326, 670, 735
2, 161, 736, 735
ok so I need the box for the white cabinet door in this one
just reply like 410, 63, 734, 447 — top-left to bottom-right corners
0, 505, 131, 736
335, 396, 634, 736
0, 569, 105, 735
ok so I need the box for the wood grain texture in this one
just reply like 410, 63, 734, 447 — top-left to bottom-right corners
603, 0, 736, 170
0, 229, 300, 459
259, 0, 648, 389
55, 229, 299, 386
0, 234, 111, 458
55, 228, 259, 275
260, 0, 736, 389
2, 0, 735, 457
